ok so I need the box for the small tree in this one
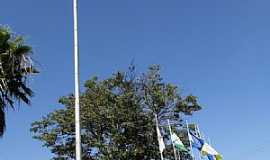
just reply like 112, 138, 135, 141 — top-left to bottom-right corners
0, 26, 38, 136
31, 65, 201, 160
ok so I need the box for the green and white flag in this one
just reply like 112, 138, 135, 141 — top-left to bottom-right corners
171, 133, 188, 152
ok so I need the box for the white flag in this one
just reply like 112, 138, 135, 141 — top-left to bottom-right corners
156, 125, 165, 153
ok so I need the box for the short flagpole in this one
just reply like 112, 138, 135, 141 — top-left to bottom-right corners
167, 119, 178, 160
186, 120, 195, 160
73, 0, 82, 159
155, 114, 164, 160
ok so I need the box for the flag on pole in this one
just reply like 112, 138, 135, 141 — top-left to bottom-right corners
186, 121, 195, 159
189, 131, 204, 150
189, 131, 223, 160
188, 129, 194, 144
171, 133, 188, 152
156, 125, 165, 153
201, 143, 223, 160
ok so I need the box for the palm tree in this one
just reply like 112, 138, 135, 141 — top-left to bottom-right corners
0, 26, 38, 136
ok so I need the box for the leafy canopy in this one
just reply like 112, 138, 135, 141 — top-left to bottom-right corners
31, 65, 201, 160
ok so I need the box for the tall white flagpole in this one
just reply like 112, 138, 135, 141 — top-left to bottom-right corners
186, 121, 195, 160
73, 0, 82, 159
167, 119, 178, 160
155, 114, 164, 160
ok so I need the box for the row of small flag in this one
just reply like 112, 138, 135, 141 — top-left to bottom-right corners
156, 120, 223, 160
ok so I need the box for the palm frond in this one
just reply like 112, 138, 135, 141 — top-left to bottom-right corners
0, 26, 38, 136
0, 102, 5, 137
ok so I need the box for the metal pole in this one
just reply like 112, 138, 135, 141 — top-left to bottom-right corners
195, 124, 202, 138
207, 137, 212, 146
195, 124, 202, 160
155, 114, 164, 160
178, 150, 181, 160
167, 119, 178, 160
186, 121, 195, 160
73, 0, 81, 159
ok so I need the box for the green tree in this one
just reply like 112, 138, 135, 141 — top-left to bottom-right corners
31, 65, 201, 160
0, 26, 38, 136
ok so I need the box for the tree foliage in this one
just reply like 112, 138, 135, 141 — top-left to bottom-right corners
0, 26, 38, 136
31, 65, 201, 160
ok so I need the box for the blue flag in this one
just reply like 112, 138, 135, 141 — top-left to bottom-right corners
189, 131, 223, 160
189, 131, 204, 150
207, 155, 215, 160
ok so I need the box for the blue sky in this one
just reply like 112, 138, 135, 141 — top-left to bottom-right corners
1, 0, 270, 159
